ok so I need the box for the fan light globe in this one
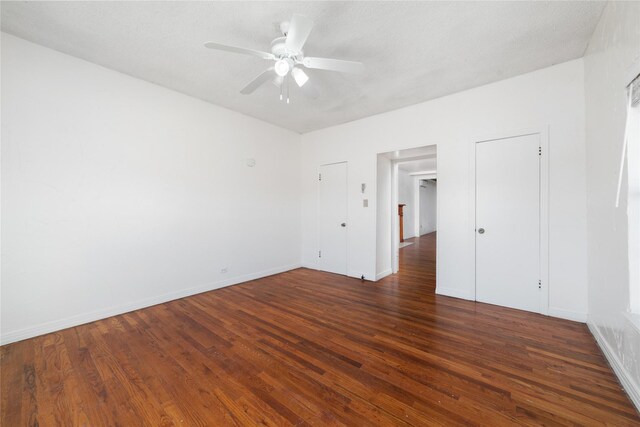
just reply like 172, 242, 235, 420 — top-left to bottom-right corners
275, 59, 290, 77
292, 68, 309, 87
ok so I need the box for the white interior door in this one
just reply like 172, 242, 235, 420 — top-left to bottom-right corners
319, 162, 348, 275
476, 134, 541, 313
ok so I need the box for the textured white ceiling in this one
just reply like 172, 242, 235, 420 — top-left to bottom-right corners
1, 1, 605, 133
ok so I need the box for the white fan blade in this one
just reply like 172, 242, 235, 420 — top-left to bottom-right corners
302, 57, 363, 74
285, 14, 313, 52
240, 68, 275, 94
204, 42, 275, 60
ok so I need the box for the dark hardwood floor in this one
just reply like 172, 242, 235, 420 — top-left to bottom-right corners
2, 232, 639, 425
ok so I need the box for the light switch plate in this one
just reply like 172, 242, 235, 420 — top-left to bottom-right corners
363, 199, 368, 207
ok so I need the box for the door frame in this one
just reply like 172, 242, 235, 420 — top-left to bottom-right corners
317, 161, 349, 275
468, 126, 549, 315
390, 159, 437, 274
391, 161, 399, 273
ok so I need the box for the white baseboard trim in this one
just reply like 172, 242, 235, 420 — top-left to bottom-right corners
0, 263, 301, 346
348, 270, 374, 281
548, 307, 587, 323
375, 269, 393, 281
435, 286, 475, 300
588, 322, 640, 411
300, 261, 319, 270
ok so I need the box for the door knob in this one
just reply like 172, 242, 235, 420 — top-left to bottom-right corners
478, 228, 485, 234
341, 223, 346, 227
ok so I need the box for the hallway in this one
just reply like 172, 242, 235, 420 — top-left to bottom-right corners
396, 232, 437, 292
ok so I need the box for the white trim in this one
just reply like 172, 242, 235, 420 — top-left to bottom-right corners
436, 286, 475, 300
588, 322, 640, 411
547, 307, 587, 323
0, 263, 301, 346
413, 173, 437, 180
391, 161, 400, 273
625, 312, 640, 334
539, 127, 550, 315
408, 170, 437, 176
413, 176, 420, 238
469, 126, 550, 316
347, 269, 369, 281
375, 269, 393, 281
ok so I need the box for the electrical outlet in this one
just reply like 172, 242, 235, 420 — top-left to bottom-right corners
220, 267, 228, 274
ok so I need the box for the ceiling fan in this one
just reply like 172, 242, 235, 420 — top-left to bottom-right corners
204, 14, 363, 103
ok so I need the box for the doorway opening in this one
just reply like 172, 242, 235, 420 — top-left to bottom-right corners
376, 145, 437, 282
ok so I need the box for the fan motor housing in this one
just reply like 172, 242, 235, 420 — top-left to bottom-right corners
271, 37, 300, 59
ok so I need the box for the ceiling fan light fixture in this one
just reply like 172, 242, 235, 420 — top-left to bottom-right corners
292, 67, 309, 87
274, 59, 291, 77
204, 13, 363, 100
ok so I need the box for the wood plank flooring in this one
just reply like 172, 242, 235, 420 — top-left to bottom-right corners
2, 232, 639, 425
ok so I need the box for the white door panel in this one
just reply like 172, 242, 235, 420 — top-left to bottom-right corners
476, 134, 540, 313
319, 162, 348, 275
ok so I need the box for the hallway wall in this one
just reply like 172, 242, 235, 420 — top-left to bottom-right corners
398, 170, 416, 240
420, 181, 437, 235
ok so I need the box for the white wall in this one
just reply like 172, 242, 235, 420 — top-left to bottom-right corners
397, 170, 416, 240
1, 34, 302, 344
301, 58, 588, 321
583, 2, 640, 408
375, 156, 391, 279
419, 180, 437, 235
